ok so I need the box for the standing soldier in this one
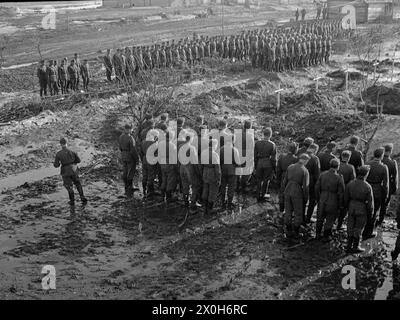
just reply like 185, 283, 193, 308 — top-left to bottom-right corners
391, 204, 400, 261
47, 60, 59, 96
119, 124, 139, 197
74, 53, 82, 91
315, 158, 345, 241
220, 134, 240, 211
379, 144, 398, 225
58, 59, 68, 95
250, 33, 259, 68
345, 165, 374, 253
345, 136, 364, 174
141, 129, 159, 198
276, 39, 283, 72
301, 8, 306, 21
67, 59, 78, 92
160, 44, 167, 69
325, 35, 332, 63
158, 130, 178, 203
54, 137, 87, 205
113, 49, 122, 81
277, 142, 298, 213
254, 127, 277, 202
295, 8, 299, 22
283, 154, 310, 239
297, 137, 314, 156
337, 150, 356, 230
104, 49, 113, 82
80, 59, 90, 92
37, 60, 48, 98
305, 143, 321, 224
318, 141, 337, 172
363, 148, 389, 240
200, 138, 221, 215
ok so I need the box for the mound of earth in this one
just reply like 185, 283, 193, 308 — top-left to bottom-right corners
294, 112, 364, 145
363, 85, 400, 115
283, 91, 352, 113
326, 69, 365, 80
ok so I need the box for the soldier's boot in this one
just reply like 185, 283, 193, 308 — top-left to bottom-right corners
68, 190, 75, 206
352, 237, 365, 253
346, 237, 354, 254
76, 184, 87, 203
391, 247, 400, 261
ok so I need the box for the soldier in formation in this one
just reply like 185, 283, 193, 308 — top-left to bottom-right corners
101, 18, 342, 82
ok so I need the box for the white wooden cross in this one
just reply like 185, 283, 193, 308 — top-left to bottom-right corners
313, 76, 323, 91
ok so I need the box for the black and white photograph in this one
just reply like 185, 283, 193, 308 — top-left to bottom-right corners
1, 0, 400, 305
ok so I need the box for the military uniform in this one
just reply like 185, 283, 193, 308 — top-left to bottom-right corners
315, 168, 345, 238
158, 136, 178, 201
337, 161, 356, 228
380, 155, 398, 223
345, 145, 364, 173
277, 152, 298, 212
47, 64, 59, 96
220, 144, 240, 210
141, 138, 157, 197
254, 139, 277, 200
201, 145, 221, 214
103, 53, 113, 81
363, 159, 389, 238
54, 147, 86, 204
305, 154, 321, 222
119, 132, 139, 196
37, 64, 48, 97
283, 162, 310, 233
345, 177, 374, 250
318, 151, 337, 172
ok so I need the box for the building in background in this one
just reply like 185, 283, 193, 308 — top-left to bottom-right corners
327, 0, 393, 23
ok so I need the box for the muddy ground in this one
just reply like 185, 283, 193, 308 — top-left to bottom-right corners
1, 3, 400, 300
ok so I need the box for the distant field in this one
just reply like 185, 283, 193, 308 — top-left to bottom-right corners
1, 1, 100, 8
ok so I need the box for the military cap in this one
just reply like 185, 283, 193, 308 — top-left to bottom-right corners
373, 147, 385, 158
159, 123, 168, 131
326, 141, 337, 150
124, 123, 132, 130
303, 137, 314, 146
358, 165, 370, 177
384, 143, 394, 152
341, 150, 351, 159
349, 135, 360, 145
60, 137, 67, 145
330, 158, 340, 169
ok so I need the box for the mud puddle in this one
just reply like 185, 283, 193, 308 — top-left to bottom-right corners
0, 139, 99, 191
